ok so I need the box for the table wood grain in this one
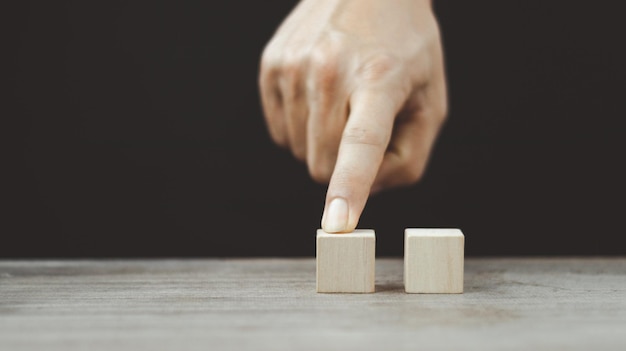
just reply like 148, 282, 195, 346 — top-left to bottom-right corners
1, 258, 625, 350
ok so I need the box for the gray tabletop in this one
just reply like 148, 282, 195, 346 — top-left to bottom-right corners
1, 258, 625, 350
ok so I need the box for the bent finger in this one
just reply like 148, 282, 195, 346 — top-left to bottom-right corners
259, 66, 289, 148
321, 88, 403, 233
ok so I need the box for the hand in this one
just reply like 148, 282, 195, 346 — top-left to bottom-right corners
259, 0, 448, 233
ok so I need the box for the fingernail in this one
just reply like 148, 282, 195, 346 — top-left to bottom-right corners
323, 198, 348, 233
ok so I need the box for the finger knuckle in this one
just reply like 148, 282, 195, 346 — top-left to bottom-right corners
438, 105, 449, 123
260, 57, 279, 89
435, 110, 448, 127
359, 53, 401, 82
291, 144, 307, 162
269, 129, 289, 149
309, 47, 340, 91
260, 44, 280, 70
414, 99, 448, 129
432, 95, 449, 125
280, 49, 307, 75
308, 160, 333, 184
421, 104, 447, 131
342, 126, 386, 147
400, 161, 426, 185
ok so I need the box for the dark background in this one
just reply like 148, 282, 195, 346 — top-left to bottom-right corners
5, 1, 625, 258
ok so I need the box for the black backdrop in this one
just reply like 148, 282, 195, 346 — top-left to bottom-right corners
5, 1, 625, 258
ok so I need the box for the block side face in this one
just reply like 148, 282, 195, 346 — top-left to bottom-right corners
316, 235, 343, 292
316, 234, 375, 293
315, 234, 322, 292
404, 232, 409, 288
437, 237, 464, 293
364, 236, 376, 293
404, 235, 464, 294
404, 236, 422, 293
451, 236, 465, 294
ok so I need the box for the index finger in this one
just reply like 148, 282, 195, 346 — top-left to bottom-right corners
321, 88, 400, 233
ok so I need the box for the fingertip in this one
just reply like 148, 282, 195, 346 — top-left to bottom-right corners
321, 197, 349, 233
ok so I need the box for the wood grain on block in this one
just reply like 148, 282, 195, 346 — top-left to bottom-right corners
316, 229, 375, 293
404, 228, 464, 294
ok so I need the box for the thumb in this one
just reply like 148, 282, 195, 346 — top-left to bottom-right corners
321, 89, 399, 233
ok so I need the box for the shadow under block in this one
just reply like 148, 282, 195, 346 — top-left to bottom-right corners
316, 229, 375, 293
404, 228, 465, 294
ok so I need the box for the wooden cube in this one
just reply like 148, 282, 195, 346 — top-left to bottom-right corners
316, 229, 375, 293
404, 228, 464, 294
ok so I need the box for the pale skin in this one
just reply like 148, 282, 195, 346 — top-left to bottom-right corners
259, 0, 447, 233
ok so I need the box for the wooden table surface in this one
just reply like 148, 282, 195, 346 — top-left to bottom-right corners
1, 258, 625, 350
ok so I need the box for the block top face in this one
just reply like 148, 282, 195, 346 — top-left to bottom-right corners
405, 228, 464, 238
317, 229, 375, 238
